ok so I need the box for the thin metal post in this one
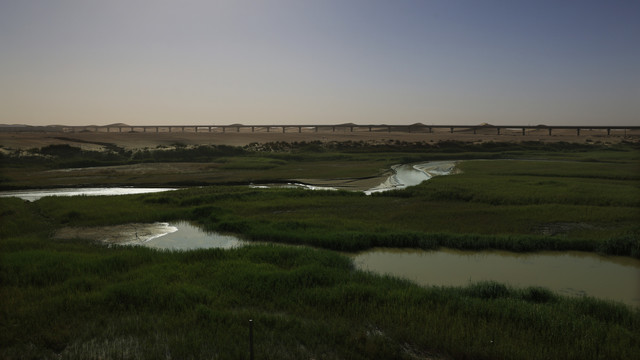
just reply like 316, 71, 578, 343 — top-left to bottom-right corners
249, 319, 254, 360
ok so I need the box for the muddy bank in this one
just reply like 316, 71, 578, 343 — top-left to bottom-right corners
54, 222, 177, 245
365, 161, 458, 194
259, 160, 458, 194
54, 222, 246, 250
288, 174, 392, 191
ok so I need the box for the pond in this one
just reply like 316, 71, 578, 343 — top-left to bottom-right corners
142, 222, 246, 250
54, 221, 246, 250
352, 247, 640, 308
55, 221, 640, 307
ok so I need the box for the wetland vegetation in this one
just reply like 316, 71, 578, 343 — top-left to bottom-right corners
1, 140, 639, 359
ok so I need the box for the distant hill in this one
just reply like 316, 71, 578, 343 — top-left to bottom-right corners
0, 124, 65, 130
0, 124, 31, 127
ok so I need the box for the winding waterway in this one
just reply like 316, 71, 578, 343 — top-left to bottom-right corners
0, 160, 456, 201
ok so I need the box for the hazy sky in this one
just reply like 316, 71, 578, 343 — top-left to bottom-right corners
1, 0, 638, 126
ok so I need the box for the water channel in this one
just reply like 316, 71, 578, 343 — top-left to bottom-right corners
0, 161, 457, 201
0, 187, 176, 202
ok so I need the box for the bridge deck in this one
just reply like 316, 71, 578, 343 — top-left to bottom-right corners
54, 124, 639, 136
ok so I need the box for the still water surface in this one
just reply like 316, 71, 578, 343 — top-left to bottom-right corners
352, 248, 640, 307
142, 222, 246, 250
0, 187, 176, 201
139, 223, 640, 307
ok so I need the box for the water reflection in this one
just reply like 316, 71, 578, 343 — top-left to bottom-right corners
0, 187, 176, 201
352, 248, 640, 307
364, 161, 456, 194
143, 222, 246, 250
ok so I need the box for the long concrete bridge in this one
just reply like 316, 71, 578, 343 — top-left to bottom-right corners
57, 124, 640, 136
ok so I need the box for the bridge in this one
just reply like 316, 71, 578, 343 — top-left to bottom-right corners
54, 124, 639, 136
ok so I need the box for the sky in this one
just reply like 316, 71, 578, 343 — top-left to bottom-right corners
1, 0, 638, 126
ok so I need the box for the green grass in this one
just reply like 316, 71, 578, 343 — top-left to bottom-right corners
1, 140, 639, 358
2, 148, 638, 256
1, 236, 639, 359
